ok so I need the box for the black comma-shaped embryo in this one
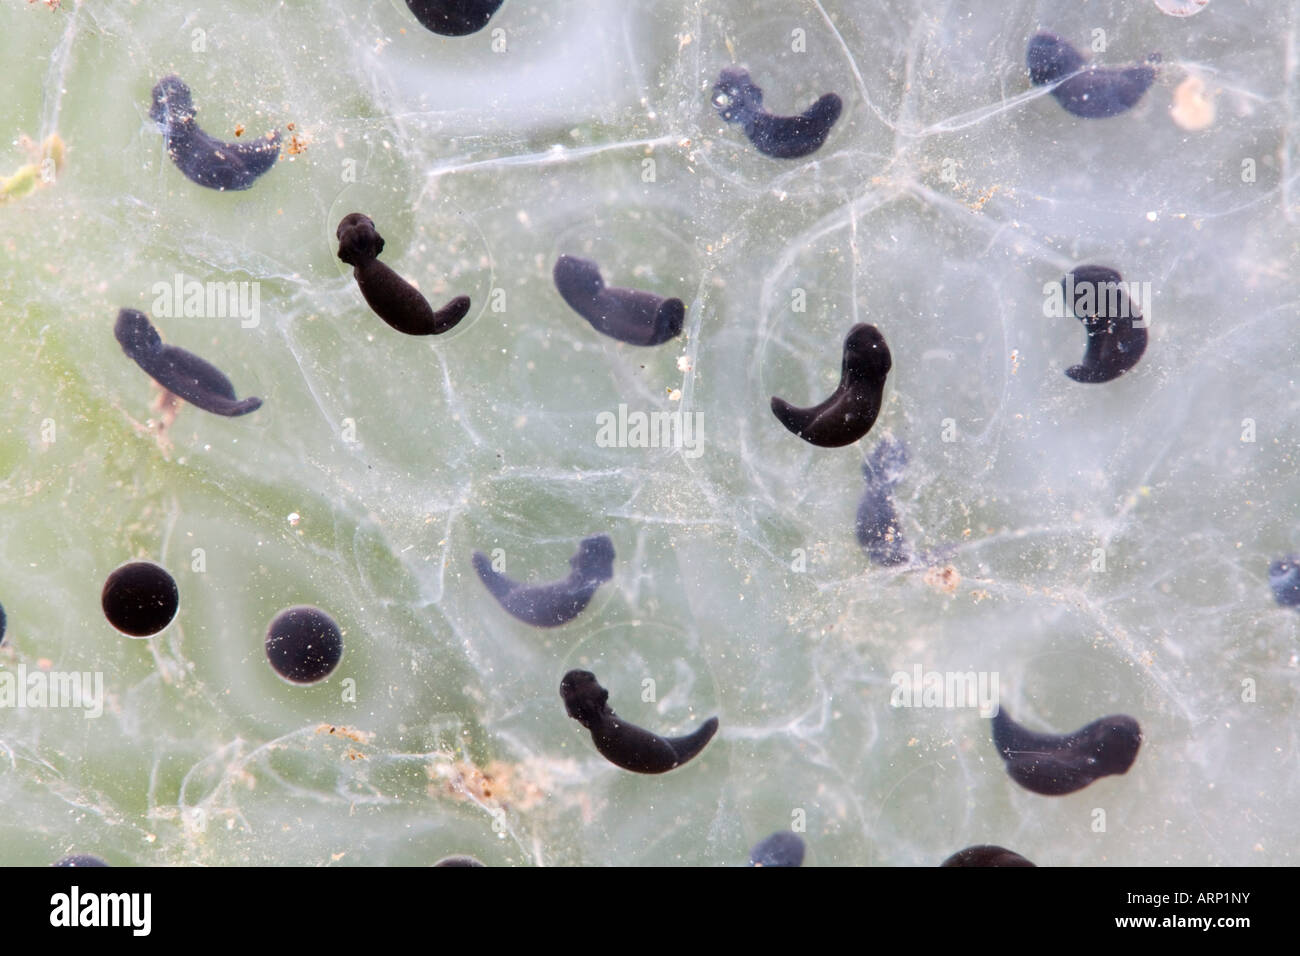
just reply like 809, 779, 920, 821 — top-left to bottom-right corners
1027, 32, 1158, 119
472, 535, 614, 628
712, 67, 842, 159
856, 435, 910, 566
336, 213, 471, 336
150, 75, 280, 191
115, 309, 263, 417
1269, 556, 1300, 608
940, 845, 1036, 867
771, 323, 891, 447
749, 832, 806, 867
552, 255, 685, 346
405, 0, 503, 36
992, 708, 1142, 796
560, 669, 719, 774
1061, 265, 1147, 383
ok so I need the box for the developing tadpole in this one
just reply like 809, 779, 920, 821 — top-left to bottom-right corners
856, 435, 910, 566
336, 213, 471, 336
552, 255, 685, 346
150, 75, 280, 191
1268, 557, 1300, 608
471, 535, 615, 627
115, 308, 263, 417
560, 669, 719, 774
771, 323, 892, 447
1027, 32, 1158, 119
712, 67, 842, 159
1060, 265, 1148, 383
992, 707, 1142, 796
748, 832, 805, 867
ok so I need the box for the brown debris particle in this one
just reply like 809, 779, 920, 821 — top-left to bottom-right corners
316, 724, 374, 745
428, 757, 546, 813
1171, 74, 1216, 131
923, 564, 962, 594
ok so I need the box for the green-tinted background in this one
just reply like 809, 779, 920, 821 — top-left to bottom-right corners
1, 0, 1297, 865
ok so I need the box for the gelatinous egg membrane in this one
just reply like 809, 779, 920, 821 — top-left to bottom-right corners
0, 0, 1295, 866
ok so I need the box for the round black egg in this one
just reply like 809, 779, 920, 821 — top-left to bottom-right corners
265, 606, 343, 684
101, 562, 179, 637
